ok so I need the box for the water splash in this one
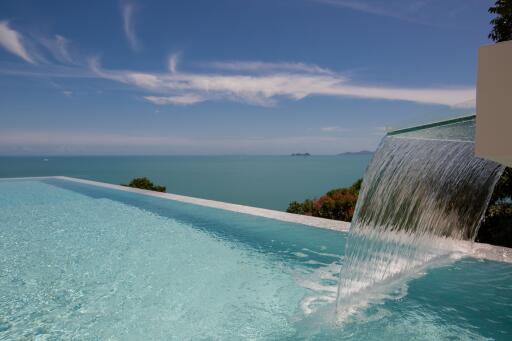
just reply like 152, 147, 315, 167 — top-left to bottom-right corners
336, 136, 504, 319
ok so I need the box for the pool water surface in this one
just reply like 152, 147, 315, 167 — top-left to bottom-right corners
0, 178, 511, 340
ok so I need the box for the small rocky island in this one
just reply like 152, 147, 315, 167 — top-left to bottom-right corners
291, 153, 311, 157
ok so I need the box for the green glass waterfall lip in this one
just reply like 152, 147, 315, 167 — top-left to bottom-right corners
387, 114, 476, 136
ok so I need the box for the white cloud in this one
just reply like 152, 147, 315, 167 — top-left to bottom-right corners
121, 1, 139, 51
90, 58, 475, 107
0, 21, 35, 64
207, 61, 333, 75
321, 126, 350, 132
315, 0, 398, 18
451, 98, 476, 109
372, 126, 389, 135
39, 34, 74, 64
0, 21, 77, 66
0, 34, 475, 110
168, 52, 180, 73
62, 90, 72, 97
314, 0, 483, 27
144, 94, 205, 105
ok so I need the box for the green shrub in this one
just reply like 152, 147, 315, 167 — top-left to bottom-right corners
287, 201, 305, 214
122, 177, 166, 193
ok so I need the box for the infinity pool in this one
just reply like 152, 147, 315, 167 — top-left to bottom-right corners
1, 178, 511, 340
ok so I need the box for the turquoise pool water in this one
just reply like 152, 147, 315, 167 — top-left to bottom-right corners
1, 178, 511, 340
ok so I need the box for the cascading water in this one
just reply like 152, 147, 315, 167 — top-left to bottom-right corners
336, 133, 504, 319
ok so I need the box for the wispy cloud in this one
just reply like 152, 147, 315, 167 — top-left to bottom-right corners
144, 94, 205, 106
313, 0, 482, 27
372, 126, 389, 135
316, 0, 399, 19
321, 126, 350, 133
207, 61, 334, 75
38, 35, 74, 64
0, 22, 475, 109
121, 1, 140, 51
0, 23, 85, 98
0, 21, 36, 64
90, 57, 475, 107
0, 20, 79, 67
452, 98, 476, 109
168, 52, 180, 73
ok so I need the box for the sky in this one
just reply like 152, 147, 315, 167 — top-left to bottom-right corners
0, 0, 495, 155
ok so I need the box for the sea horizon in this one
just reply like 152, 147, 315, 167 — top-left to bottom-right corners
0, 151, 374, 157
0, 154, 371, 211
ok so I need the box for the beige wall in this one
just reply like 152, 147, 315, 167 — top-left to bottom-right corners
475, 40, 512, 167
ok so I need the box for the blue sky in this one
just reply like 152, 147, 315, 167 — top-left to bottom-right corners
0, 0, 493, 155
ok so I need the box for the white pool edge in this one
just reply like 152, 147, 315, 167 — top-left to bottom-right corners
2, 176, 511, 264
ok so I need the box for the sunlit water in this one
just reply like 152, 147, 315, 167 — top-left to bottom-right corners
1, 179, 512, 340
337, 136, 504, 320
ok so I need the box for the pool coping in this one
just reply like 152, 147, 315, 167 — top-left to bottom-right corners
2, 176, 511, 264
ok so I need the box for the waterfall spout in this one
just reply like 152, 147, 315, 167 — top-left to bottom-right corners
336, 134, 504, 319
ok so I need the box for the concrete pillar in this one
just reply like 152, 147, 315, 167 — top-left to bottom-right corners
475, 40, 512, 167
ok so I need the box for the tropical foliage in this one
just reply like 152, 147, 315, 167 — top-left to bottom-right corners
489, 0, 512, 42
477, 167, 512, 247
287, 179, 361, 221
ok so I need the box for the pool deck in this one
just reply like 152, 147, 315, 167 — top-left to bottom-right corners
2, 175, 511, 264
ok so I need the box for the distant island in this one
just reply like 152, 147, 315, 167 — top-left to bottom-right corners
291, 153, 311, 157
338, 151, 373, 156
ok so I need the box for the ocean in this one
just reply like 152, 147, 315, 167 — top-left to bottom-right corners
0, 155, 371, 211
